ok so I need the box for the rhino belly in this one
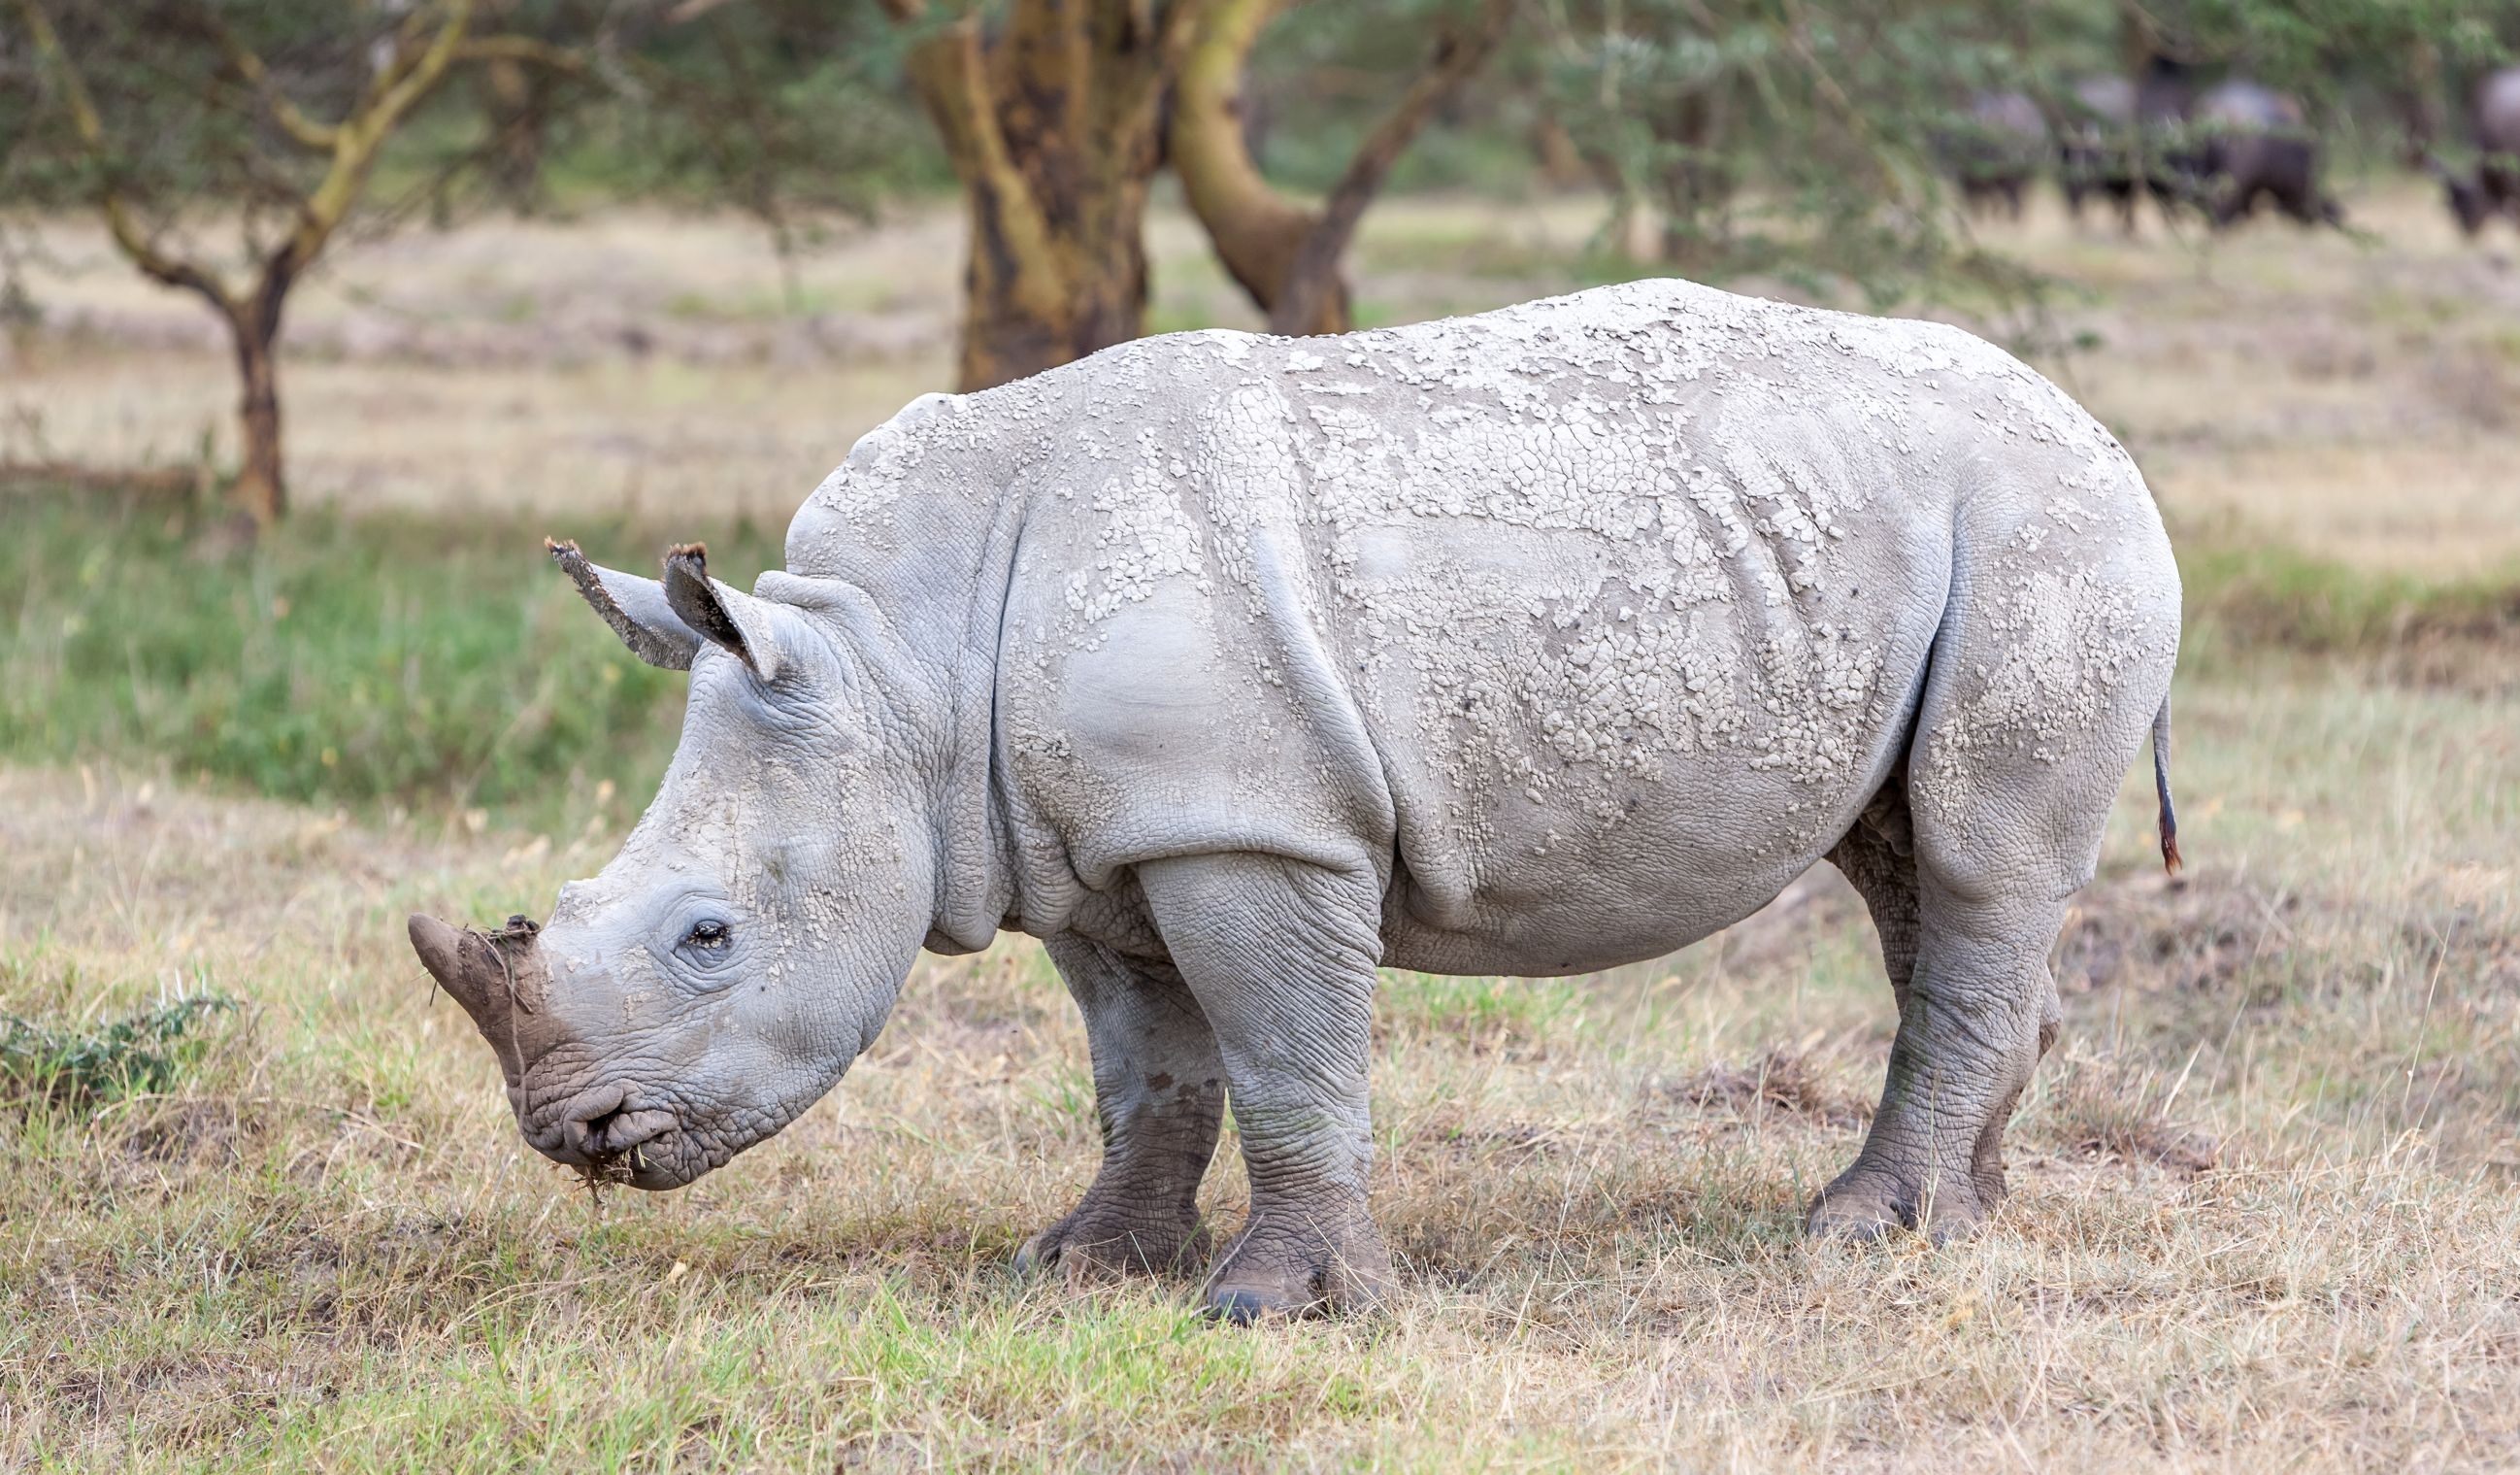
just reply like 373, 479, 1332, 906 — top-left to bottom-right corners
1334, 519, 1944, 979
1373, 752, 1888, 977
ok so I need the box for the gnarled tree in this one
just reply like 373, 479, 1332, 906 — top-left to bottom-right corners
1171, 0, 1513, 334
11, 0, 581, 526
879, 0, 1200, 391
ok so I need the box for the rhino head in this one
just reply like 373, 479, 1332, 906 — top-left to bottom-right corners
409, 541, 938, 1190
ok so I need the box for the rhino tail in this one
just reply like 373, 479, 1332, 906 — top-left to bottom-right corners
2152, 694, 2182, 876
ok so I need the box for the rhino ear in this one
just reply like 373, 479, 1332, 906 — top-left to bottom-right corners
547, 538, 700, 670
662, 543, 785, 682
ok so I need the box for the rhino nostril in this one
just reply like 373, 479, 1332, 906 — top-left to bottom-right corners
583, 1104, 673, 1157
582, 1104, 628, 1152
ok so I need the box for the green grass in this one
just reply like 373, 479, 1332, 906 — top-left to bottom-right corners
0, 488, 780, 832
2176, 533, 2520, 661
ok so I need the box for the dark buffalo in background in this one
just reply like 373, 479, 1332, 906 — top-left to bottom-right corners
2060, 60, 2198, 231
2195, 80, 2343, 228
1946, 91, 2048, 218
2438, 68, 2520, 237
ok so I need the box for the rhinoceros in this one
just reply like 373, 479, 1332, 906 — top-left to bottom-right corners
410, 278, 2183, 1321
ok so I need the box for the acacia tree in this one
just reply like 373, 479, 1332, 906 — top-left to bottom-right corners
614, 1, 929, 309
1171, 0, 1514, 334
871, 0, 1512, 389
9, 0, 583, 526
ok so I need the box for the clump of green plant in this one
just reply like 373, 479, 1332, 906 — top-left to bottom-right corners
0, 989, 235, 1105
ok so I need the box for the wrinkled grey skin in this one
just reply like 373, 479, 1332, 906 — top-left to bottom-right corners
411, 278, 2182, 1322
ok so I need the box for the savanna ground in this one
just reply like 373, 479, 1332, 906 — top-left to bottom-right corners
3, 178, 2520, 1470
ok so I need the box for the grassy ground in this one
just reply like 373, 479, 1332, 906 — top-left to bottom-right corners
6, 647, 2518, 1470
5, 183, 2520, 1469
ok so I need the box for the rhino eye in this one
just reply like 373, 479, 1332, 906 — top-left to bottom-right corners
682, 920, 732, 952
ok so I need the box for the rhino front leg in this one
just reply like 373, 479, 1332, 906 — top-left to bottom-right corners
1018, 934, 1227, 1280
1137, 852, 1394, 1322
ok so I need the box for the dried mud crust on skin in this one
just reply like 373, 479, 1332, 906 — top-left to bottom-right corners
788, 276, 2176, 955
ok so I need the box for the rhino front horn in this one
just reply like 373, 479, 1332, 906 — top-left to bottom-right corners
408, 912, 541, 1081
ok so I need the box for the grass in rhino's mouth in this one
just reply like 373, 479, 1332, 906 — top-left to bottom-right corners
572, 1142, 647, 1207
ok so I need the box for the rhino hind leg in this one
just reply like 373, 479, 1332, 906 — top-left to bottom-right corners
1810, 554, 2174, 1244
1137, 852, 1394, 1322
1017, 934, 1228, 1281
1805, 872, 2072, 1244
1828, 779, 1921, 1012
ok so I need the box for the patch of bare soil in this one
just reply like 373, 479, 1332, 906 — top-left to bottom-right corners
1661, 1044, 1872, 1129
2054, 872, 2301, 999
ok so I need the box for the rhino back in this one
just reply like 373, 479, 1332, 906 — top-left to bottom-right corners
972, 280, 2150, 974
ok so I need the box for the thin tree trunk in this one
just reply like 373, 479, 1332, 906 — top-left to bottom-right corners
227, 307, 285, 526
483, 57, 546, 213
1653, 91, 1734, 269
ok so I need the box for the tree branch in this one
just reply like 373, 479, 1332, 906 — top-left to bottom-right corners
453, 35, 588, 73
201, 11, 343, 151
1270, 0, 1513, 334
261, 0, 481, 315
12, 0, 240, 317
1171, 0, 1323, 318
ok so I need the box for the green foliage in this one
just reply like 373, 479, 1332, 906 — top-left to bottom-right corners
0, 987, 234, 1105
2179, 537, 2520, 656
563, 3, 942, 243
0, 486, 778, 829
1243, 0, 1542, 196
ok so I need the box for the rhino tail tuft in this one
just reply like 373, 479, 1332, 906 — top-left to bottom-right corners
2153, 694, 2182, 876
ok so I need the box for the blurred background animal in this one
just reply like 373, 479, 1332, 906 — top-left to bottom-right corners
2437, 67, 2520, 235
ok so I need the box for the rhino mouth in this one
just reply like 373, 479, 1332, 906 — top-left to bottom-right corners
523, 1081, 702, 1191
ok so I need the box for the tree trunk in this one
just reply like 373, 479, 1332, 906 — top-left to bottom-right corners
224, 286, 288, 527
483, 57, 547, 214
897, 3, 1189, 391
952, 109, 1160, 387
1653, 91, 1734, 269
1173, 0, 1511, 338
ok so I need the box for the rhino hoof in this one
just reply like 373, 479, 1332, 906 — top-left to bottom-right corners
1015, 1217, 1210, 1284
1805, 1175, 1990, 1244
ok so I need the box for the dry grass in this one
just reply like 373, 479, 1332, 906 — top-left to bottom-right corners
5, 178, 2520, 1469
5, 649, 2518, 1470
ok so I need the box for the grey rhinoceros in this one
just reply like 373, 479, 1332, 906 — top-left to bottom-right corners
410, 277, 2182, 1321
